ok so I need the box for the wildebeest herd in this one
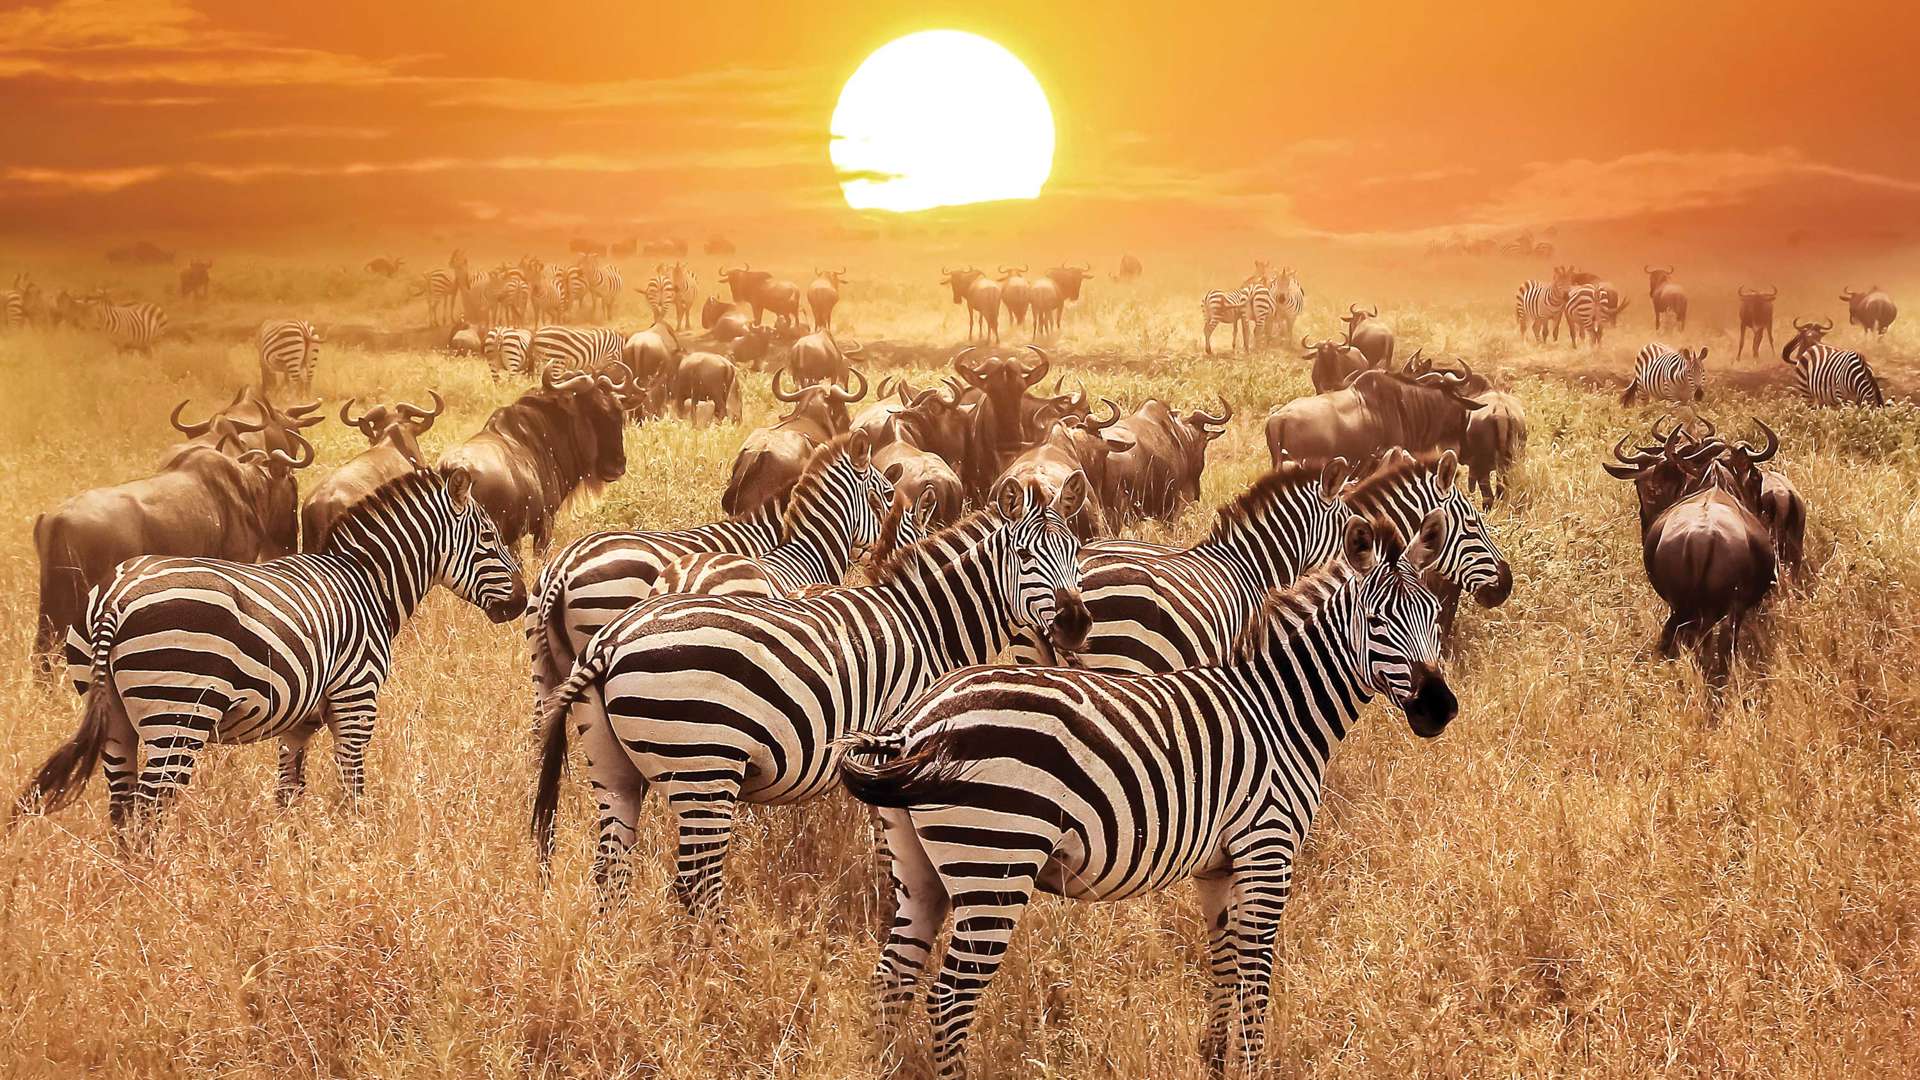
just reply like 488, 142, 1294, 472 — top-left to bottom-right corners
0, 247, 1906, 1079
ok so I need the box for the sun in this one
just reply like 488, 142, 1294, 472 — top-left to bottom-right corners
832, 30, 1055, 213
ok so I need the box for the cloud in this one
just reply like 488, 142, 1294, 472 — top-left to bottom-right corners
419, 67, 821, 114
204, 125, 390, 141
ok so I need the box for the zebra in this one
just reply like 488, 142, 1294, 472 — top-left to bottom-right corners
1781, 322, 1885, 406
1514, 280, 1566, 342
578, 259, 623, 320
416, 268, 459, 326
530, 475, 1094, 909
1562, 284, 1607, 347
1201, 288, 1250, 355
527, 326, 624, 377
482, 325, 533, 377
558, 263, 589, 315
840, 512, 1453, 1080
644, 433, 898, 600
83, 297, 174, 354
2, 287, 25, 330
528, 266, 567, 328
257, 319, 321, 398
644, 269, 676, 322
1005, 449, 1509, 672
1273, 267, 1305, 343
671, 263, 698, 329
490, 266, 530, 325
11, 468, 525, 840
1621, 343, 1707, 405
1242, 278, 1276, 348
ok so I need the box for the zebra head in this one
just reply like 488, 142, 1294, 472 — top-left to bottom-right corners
436, 466, 527, 623
1682, 347, 1709, 400
992, 474, 1091, 656
1344, 511, 1454, 737
1424, 451, 1513, 606
839, 430, 896, 556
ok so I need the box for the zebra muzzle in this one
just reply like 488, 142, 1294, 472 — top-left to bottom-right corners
1403, 662, 1457, 738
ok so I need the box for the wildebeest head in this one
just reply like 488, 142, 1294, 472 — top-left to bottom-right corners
1784, 316, 1834, 363
1046, 264, 1093, 301
1645, 264, 1675, 291
543, 366, 630, 484
955, 345, 1048, 408
1172, 397, 1232, 502
772, 365, 868, 436
812, 268, 848, 289
1340, 303, 1379, 337
1602, 418, 1727, 533
940, 267, 985, 303
340, 391, 443, 468
721, 265, 773, 303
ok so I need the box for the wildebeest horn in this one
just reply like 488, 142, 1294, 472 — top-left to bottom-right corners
398, 390, 445, 422
840, 339, 863, 356
830, 367, 869, 403
1364, 306, 1378, 319
340, 397, 369, 430
1764, 285, 1777, 299
1610, 433, 1663, 468
771, 366, 805, 402
1073, 262, 1089, 272
596, 360, 633, 390
1739, 285, 1755, 297
1021, 345, 1051, 385
1739, 419, 1779, 464
834, 266, 846, 277
548, 372, 595, 394
904, 385, 946, 410
284, 398, 323, 418
940, 265, 952, 277
1301, 335, 1315, 351
1348, 303, 1362, 317
950, 345, 981, 375
1085, 397, 1122, 431
170, 399, 214, 436
1191, 395, 1232, 427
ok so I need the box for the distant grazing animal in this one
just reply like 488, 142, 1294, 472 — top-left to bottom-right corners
365, 256, 405, 278
644, 268, 675, 322
705, 235, 736, 256
1114, 253, 1143, 281
1840, 286, 1897, 335
14, 469, 524, 842
1515, 280, 1567, 341
1201, 287, 1251, 355
722, 369, 868, 514
1035, 265, 1092, 336
1737, 286, 1778, 358
577, 257, 623, 320
483, 326, 533, 377
3, 275, 42, 330
720, 265, 801, 327
997, 266, 1031, 327
106, 241, 173, 265
1645, 265, 1688, 331
808, 268, 848, 331
530, 325, 625, 379
257, 319, 322, 399
643, 238, 689, 258
1339, 304, 1394, 366
178, 260, 211, 301
610, 238, 637, 258
415, 268, 460, 327
436, 368, 631, 552
670, 262, 697, 329
941, 267, 1002, 343
1780, 319, 1885, 406
839, 513, 1451, 1080
1302, 335, 1373, 393
301, 394, 444, 550
1562, 284, 1612, 347
788, 330, 862, 387
81, 296, 176, 354
1622, 343, 1708, 405
1758, 470, 1807, 581
1460, 389, 1526, 505
1098, 397, 1230, 523
1266, 368, 1479, 466
661, 351, 743, 422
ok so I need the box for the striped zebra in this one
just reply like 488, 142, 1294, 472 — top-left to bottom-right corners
558, 263, 588, 315
578, 259, 623, 320
84, 297, 174, 354
528, 325, 624, 377
671, 263, 698, 329
1621, 343, 1707, 405
1782, 323, 1885, 406
482, 325, 533, 377
1006, 449, 1509, 672
1201, 288, 1251, 355
840, 512, 1453, 1080
2, 288, 25, 330
1242, 278, 1277, 348
490, 266, 530, 325
257, 319, 321, 398
416, 268, 458, 326
528, 266, 567, 328
645, 433, 897, 599
530, 476, 1093, 908
1514, 280, 1566, 342
1273, 267, 1305, 343
11, 468, 525, 839
1562, 284, 1607, 347
644, 269, 676, 322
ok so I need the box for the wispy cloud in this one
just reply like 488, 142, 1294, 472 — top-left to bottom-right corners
203, 125, 390, 141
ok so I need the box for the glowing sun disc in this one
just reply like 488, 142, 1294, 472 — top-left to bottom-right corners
832, 30, 1055, 213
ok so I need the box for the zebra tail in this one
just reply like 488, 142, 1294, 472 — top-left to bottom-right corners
1619, 381, 1637, 406
11, 614, 118, 825
837, 726, 972, 810
529, 648, 607, 869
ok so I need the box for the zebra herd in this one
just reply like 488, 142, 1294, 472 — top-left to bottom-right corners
1202, 261, 1305, 355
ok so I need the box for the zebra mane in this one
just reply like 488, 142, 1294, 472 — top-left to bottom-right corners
780, 432, 859, 535
1345, 450, 1444, 506
1228, 515, 1408, 663
318, 468, 444, 554
866, 507, 998, 584
1204, 462, 1324, 544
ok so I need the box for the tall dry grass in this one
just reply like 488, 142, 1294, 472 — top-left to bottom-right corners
1, 248, 1917, 1078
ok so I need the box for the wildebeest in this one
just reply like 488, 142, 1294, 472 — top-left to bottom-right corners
32, 426, 313, 674
1265, 368, 1478, 466
365, 255, 405, 278
1606, 420, 1778, 684
178, 260, 211, 300
701, 295, 741, 333
851, 380, 952, 448
720, 266, 802, 327
941, 267, 1002, 343
728, 324, 778, 370
1646, 265, 1688, 331
788, 330, 862, 387
1727, 285, 1777, 359
875, 431, 966, 527
1339, 304, 1395, 367
1780, 318, 1886, 407
1034, 265, 1092, 337
704, 235, 736, 256
996, 402, 1128, 538
1840, 286, 1897, 335
437, 368, 630, 552
1114, 253, 1143, 282
998, 266, 1032, 327
301, 394, 443, 550
953, 345, 1051, 494
1100, 397, 1231, 523
722, 368, 868, 514
1303, 335, 1374, 393
808, 269, 847, 331
622, 320, 682, 393
644, 238, 689, 257
107, 241, 173, 265
1758, 469, 1807, 582
1460, 388, 1526, 505
661, 351, 743, 423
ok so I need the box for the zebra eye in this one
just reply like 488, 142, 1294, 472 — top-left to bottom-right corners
1015, 546, 1034, 560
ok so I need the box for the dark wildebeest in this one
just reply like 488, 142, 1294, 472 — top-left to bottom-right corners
1460, 389, 1527, 506
851, 380, 953, 449
1646, 265, 1689, 331
789, 330, 862, 387
1034, 264, 1093, 337
178, 260, 211, 300
1737, 285, 1777, 358
728, 324, 778, 371
719, 265, 802, 327
437, 368, 631, 552
953, 345, 1051, 495
662, 351, 743, 423
1265, 368, 1478, 467
1758, 470, 1807, 583
702, 295, 740, 333
941, 267, 1002, 343
1607, 420, 1778, 685
32, 426, 313, 676
998, 266, 1032, 327
721, 368, 868, 514
875, 427, 967, 527
1114, 253, 1143, 282
1339, 304, 1395, 367
808, 269, 847, 331
301, 393, 444, 550
1100, 397, 1231, 523
1303, 335, 1374, 393
995, 401, 1131, 539
644, 238, 688, 257
365, 256, 405, 279
623, 320, 682, 393
1840, 286, 1897, 335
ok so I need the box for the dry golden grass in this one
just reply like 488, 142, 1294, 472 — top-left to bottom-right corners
1, 247, 1917, 1078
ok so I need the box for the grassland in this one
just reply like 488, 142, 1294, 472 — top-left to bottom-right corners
1, 245, 1917, 1078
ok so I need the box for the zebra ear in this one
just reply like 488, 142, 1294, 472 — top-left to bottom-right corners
1053, 471, 1089, 520
1694, 346, 1709, 363
1404, 508, 1447, 570
443, 466, 474, 512
914, 486, 939, 525
1341, 515, 1378, 572
1432, 450, 1458, 495
847, 429, 872, 471
1319, 457, 1351, 499
993, 476, 1026, 519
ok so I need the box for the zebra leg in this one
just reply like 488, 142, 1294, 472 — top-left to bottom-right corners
1193, 871, 1237, 1077
925, 846, 1052, 1080
276, 719, 323, 807
100, 693, 139, 834
130, 707, 218, 842
1228, 858, 1295, 1072
873, 806, 951, 1061
575, 689, 652, 903
660, 769, 746, 918
325, 687, 380, 805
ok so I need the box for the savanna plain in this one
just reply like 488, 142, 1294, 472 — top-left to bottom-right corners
2, 242, 1918, 1078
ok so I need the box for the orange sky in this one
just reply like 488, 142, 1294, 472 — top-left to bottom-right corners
3, 0, 1917, 251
